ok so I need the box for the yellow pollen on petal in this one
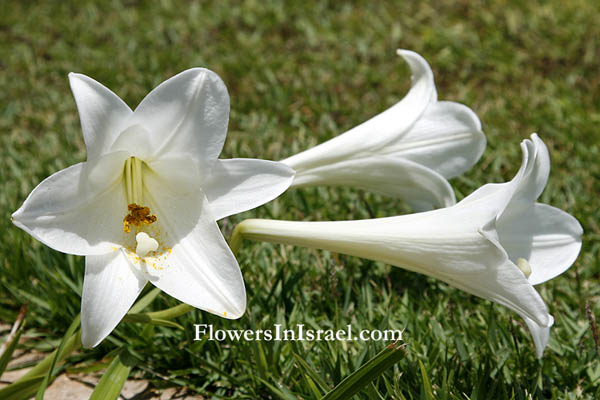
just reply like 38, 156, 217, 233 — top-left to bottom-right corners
516, 258, 532, 278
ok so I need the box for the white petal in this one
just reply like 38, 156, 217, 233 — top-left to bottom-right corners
202, 159, 295, 220
458, 133, 548, 216
146, 156, 204, 194
131, 68, 229, 163
475, 222, 553, 327
81, 251, 148, 348
11, 152, 130, 256
107, 124, 156, 162
290, 156, 456, 211
497, 203, 583, 285
524, 315, 553, 359
386, 101, 486, 179
507, 134, 550, 207
282, 50, 436, 172
143, 171, 246, 318
69, 73, 133, 160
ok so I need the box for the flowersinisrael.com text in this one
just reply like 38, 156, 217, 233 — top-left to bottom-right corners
193, 324, 403, 342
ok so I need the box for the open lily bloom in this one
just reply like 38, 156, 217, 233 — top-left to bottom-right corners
12, 69, 294, 347
235, 135, 582, 357
282, 50, 486, 211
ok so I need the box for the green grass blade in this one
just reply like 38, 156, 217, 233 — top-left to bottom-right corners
35, 314, 81, 400
0, 377, 44, 400
293, 352, 328, 392
304, 375, 324, 399
418, 360, 435, 400
258, 377, 298, 400
12, 332, 80, 386
89, 350, 135, 400
322, 342, 406, 400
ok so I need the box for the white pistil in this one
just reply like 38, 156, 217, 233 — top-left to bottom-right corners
136, 232, 158, 257
516, 258, 532, 278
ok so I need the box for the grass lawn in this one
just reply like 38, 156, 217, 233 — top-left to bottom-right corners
1, 0, 599, 398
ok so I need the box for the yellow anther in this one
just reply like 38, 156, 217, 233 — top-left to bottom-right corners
123, 203, 157, 233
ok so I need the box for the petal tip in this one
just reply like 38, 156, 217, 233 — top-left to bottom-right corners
395, 49, 418, 59
80, 331, 103, 349
222, 306, 246, 320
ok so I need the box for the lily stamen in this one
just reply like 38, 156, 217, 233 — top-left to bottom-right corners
123, 203, 157, 233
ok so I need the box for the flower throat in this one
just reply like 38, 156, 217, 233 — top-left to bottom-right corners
122, 157, 157, 233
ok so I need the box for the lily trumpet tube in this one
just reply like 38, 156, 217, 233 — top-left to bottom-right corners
234, 135, 582, 357
12, 68, 294, 347
282, 49, 486, 211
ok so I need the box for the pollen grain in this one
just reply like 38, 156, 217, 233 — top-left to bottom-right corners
123, 203, 157, 233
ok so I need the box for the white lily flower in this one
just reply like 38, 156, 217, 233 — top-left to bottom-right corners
282, 50, 486, 211
235, 134, 582, 357
11, 69, 295, 347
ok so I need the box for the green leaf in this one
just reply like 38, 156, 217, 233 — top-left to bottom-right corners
122, 313, 184, 329
0, 376, 44, 400
35, 314, 81, 400
322, 342, 406, 400
128, 285, 159, 313
89, 350, 135, 400
146, 303, 194, 320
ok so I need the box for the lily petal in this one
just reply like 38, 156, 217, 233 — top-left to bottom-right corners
282, 50, 436, 172
388, 101, 486, 179
202, 159, 295, 220
81, 250, 148, 348
524, 315, 553, 359
290, 156, 456, 211
11, 152, 129, 256
498, 203, 583, 285
144, 171, 246, 318
69, 73, 133, 160
132, 68, 229, 165
507, 134, 550, 207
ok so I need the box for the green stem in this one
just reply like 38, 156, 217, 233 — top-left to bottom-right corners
229, 220, 249, 256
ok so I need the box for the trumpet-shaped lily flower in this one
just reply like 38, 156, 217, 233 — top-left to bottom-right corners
282, 50, 486, 211
12, 69, 295, 347
234, 134, 582, 357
